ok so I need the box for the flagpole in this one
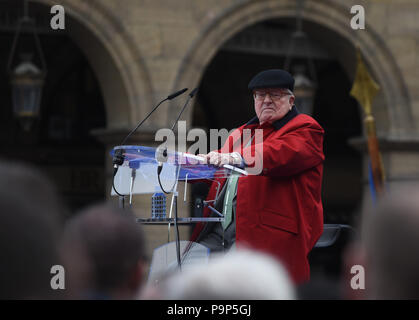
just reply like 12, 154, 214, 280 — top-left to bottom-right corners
350, 47, 385, 197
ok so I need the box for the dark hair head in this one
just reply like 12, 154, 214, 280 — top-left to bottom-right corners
62, 204, 146, 294
364, 185, 419, 299
0, 160, 65, 299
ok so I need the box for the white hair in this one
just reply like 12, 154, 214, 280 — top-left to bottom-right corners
160, 249, 295, 300
283, 88, 294, 97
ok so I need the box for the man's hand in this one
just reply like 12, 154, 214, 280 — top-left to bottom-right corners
197, 152, 243, 167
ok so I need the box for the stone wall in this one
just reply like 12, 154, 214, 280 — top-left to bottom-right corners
33, 0, 419, 255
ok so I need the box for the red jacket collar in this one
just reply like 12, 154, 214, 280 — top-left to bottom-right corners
245, 105, 300, 130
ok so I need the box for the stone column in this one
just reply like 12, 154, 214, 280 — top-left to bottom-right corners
350, 135, 419, 223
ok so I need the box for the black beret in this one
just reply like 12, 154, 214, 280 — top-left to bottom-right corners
248, 69, 295, 91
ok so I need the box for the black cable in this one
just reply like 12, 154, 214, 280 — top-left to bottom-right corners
157, 163, 181, 269
157, 162, 178, 195
174, 192, 181, 270
112, 167, 125, 197
157, 165, 171, 194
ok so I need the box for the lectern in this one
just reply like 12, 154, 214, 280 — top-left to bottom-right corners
110, 145, 247, 278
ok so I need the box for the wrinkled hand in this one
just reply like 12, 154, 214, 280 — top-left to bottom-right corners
197, 152, 242, 167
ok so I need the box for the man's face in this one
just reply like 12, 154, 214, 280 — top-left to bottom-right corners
253, 88, 295, 125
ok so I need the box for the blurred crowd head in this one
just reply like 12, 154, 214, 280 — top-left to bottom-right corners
140, 249, 295, 300
5, 157, 419, 300
360, 183, 419, 299
0, 160, 65, 299
61, 204, 146, 299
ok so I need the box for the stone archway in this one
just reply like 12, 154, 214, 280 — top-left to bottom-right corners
35, 0, 153, 129
172, 0, 413, 136
18, 0, 158, 208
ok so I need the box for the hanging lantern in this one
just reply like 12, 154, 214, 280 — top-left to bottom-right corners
284, 0, 317, 116
11, 54, 45, 131
7, 0, 47, 131
293, 65, 316, 116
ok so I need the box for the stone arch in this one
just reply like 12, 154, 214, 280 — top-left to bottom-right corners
35, 0, 153, 129
173, 0, 413, 135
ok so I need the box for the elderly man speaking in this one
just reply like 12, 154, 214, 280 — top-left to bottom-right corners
191, 69, 324, 284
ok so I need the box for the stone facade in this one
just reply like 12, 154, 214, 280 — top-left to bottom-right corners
30, 0, 419, 255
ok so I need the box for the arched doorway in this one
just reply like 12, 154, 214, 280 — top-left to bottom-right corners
1, 0, 156, 213
173, 0, 412, 134
173, 0, 411, 280
175, 0, 412, 225
193, 17, 362, 226
0, 1, 141, 215
0, 0, 108, 212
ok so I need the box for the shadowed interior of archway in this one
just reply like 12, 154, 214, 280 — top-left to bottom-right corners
189, 18, 363, 281
0, 0, 107, 213
192, 19, 364, 277
191, 18, 363, 227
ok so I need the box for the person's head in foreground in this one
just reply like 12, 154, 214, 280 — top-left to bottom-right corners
0, 160, 65, 299
61, 204, 146, 299
141, 249, 295, 300
359, 184, 419, 299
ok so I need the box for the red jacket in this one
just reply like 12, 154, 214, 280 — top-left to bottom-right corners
192, 109, 325, 283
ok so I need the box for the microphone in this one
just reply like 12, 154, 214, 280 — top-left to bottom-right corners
170, 87, 198, 132
157, 88, 198, 172
167, 88, 188, 100
112, 88, 188, 197
119, 88, 188, 147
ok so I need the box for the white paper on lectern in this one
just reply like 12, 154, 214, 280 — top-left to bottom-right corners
111, 161, 178, 195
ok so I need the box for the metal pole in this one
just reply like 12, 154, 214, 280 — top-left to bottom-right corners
119, 195, 125, 209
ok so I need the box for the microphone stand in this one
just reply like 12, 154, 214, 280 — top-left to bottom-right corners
158, 88, 198, 269
112, 88, 188, 208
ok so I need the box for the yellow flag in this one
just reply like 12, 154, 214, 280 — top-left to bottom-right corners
350, 48, 380, 116
350, 47, 385, 196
